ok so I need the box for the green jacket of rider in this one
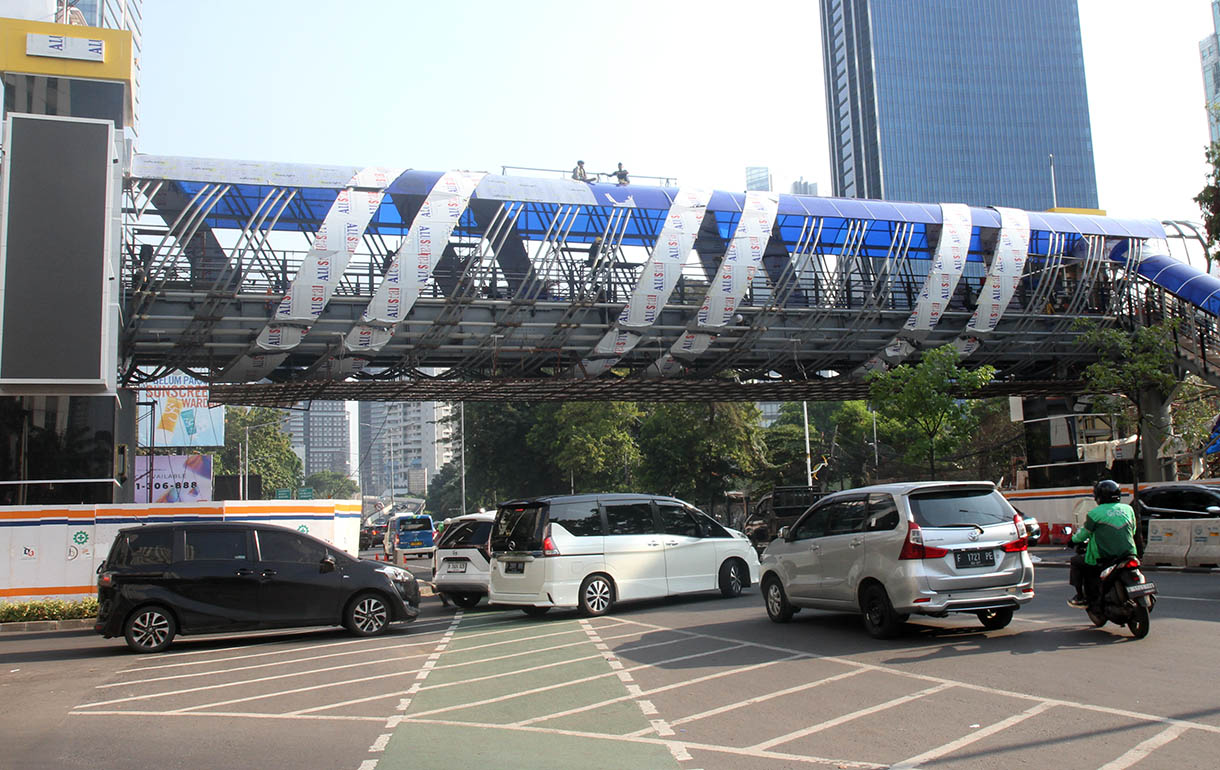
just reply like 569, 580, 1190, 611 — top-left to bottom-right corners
1071, 502, 1138, 566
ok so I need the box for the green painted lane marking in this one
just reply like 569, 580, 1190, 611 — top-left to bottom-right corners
379, 612, 683, 768
379, 722, 681, 769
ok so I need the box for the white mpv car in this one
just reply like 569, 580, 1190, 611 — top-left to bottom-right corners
432, 512, 496, 609
760, 481, 1035, 638
488, 494, 760, 616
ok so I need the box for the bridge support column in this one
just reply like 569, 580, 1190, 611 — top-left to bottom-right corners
1138, 386, 1176, 483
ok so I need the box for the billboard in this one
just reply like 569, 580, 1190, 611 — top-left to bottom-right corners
134, 455, 213, 503
138, 374, 225, 447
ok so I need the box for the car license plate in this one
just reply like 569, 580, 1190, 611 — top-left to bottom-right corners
954, 549, 996, 569
504, 561, 525, 574
446, 560, 467, 573
409, 541, 423, 547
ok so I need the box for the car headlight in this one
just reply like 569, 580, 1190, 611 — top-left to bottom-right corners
377, 565, 414, 583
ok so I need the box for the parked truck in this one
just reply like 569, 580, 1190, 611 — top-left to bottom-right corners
742, 485, 825, 553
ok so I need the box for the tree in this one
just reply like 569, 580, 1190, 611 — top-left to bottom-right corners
867, 345, 996, 479
304, 470, 358, 499
637, 402, 766, 509
1077, 320, 1180, 494
213, 407, 302, 498
1194, 141, 1220, 273
527, 402, 643, 493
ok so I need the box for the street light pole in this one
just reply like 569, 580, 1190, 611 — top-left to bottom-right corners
458, 400, 463, 514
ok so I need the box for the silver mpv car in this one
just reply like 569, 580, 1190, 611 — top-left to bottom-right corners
759, 481, 1035, 638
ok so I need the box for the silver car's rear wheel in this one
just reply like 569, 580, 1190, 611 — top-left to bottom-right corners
860, 584, 903, 639
345, 592, 390, 636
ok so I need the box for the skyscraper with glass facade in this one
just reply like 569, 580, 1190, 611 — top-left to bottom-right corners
820, 0, 1098, 210
1203, 0, 1220, 144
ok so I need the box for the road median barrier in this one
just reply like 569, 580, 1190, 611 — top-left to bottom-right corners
1143, 520, 1191, 567
1186, 518, 1220, 568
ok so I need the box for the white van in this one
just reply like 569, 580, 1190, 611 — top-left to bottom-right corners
488, 493, 760, 616
432, 512, 496, 609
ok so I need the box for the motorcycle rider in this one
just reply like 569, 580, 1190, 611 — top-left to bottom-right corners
1068, 479, 1138, 608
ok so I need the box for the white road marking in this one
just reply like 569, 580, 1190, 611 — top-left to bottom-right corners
604, 615, 1220, 737
106, 645, 434, 687
408, 644, 751, 721
637, 700, 658, 716
889, 702, 1054, 769
1095, 723, 1191, 770
358, 761, 378, 770
512, 653, 805, 728
624, 667, 871, 737
121, 634, 445, 673
650, 719, 675, 736
80, 658, 431, 710
750, 683, 953, 751
368, 733, 391, 752
1158, 595, 1220, 602
70, 709, 386, 722
667, 743, 692, 761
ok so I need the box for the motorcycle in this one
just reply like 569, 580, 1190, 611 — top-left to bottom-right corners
1065, 526, 1157, 639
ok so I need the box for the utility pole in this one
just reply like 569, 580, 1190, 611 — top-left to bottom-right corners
459, 402, 466, 515
802, 401, 813, 488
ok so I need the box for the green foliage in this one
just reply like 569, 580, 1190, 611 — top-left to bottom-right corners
867, 345, 996, 478
1195, 142, 1220, 272
637, 402, 765, 508
526, 402, 643, 493
212, 407, 302, 498
304, 470, 358, 499
0, 597, 98, 622
1077, 321, 1179, 405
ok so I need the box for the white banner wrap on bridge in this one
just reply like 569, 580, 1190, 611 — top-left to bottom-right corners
649, 191, 778, 376
344, 171, 485, 356
581, 188, 710, 373
255, 166, 402, 351
902, 203, 972, 333
966, 207, 1030, 335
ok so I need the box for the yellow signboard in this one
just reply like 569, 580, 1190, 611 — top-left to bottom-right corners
0, 17, 131, 83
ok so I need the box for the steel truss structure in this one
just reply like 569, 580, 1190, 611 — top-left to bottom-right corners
118, 156, 1220, 405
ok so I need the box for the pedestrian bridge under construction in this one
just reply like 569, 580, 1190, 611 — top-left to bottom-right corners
119, 156, 1217, 405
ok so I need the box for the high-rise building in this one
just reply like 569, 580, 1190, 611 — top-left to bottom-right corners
358, 400, 456, 498
1203, 0, 1220, 143
745, 166, 772, 192
790, 177, 818, 196
283, 401, 350, 478
820, 0, 1098, 210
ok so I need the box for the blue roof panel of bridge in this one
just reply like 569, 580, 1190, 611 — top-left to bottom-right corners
1138, 254, 1220, 315
146, 162, 1168, 247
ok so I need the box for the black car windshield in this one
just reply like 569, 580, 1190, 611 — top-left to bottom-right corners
398, 517, 431, 532
491, 504, 546, 552
908, 489, 1013, 528
439, 520, 493, 548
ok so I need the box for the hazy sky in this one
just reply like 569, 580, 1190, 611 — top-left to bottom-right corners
137, 0, 1214, 222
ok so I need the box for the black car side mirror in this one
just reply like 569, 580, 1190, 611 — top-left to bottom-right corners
320, 555, 336, 573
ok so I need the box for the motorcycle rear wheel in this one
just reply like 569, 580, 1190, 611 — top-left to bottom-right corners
1086, 608, 1106, 627
1127, 604, 1150, 639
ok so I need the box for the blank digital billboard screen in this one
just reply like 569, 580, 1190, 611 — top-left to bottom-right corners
1, 114, 112, 385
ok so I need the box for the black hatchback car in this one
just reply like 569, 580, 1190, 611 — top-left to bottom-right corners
1134, 483, 1220, 536
96, 522, 420, 652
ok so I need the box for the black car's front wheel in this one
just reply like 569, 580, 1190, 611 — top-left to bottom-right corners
345, 592, 391, 637
124, 605, 176, 653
